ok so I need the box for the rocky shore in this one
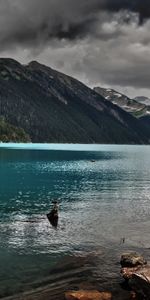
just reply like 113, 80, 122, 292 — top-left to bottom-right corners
120, 252, 150, 299
65, 251, 150, 300
2, 251, 149, 300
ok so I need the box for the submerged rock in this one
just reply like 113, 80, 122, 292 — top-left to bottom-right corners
130, 291, 138, 299
120, 252, 147, 268
65, 290, 112, 300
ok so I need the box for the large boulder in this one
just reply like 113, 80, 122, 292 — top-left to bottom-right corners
120, 252, 147, 268
65, 290, 112, 300
120, 253, 150, 299
129, 265, 150, 299
121, 266, 141, 280
130, 291, 138, 299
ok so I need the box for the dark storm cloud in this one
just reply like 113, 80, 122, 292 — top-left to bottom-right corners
0, 0, 149, 48
0, 0, 98, 49
104, 0, 150, 23
1, 0, 150, 96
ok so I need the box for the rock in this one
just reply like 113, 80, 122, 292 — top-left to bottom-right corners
129, 265, 150, 299
120, 253, 150, 298
121, 266, 142, 280
65, 290, 112, 300
120, 252, 147, 268
130, 291, 138, 299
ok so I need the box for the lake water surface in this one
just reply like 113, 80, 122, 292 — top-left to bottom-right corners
0, 144, 150, 298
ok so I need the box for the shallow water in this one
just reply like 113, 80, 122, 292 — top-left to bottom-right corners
0, 144, 150, 297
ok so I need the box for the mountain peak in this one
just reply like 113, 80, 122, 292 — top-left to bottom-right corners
0, 58, 21, 68
28, 60, 53, 72
28, 60, 42, 68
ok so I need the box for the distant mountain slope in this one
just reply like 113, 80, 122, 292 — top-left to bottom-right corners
140, 115, 150, 128
94, 87, 150, 118
0, 58, 150, 144
134, 96, 150, 106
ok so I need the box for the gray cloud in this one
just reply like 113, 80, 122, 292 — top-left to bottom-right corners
0, 0, 150, 97
0, 0, 150, 48
0, 0, 98, 48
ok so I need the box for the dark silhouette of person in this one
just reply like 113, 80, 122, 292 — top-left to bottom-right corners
47, 200, 59, 228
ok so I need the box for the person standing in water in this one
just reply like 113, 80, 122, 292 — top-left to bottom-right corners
47, 200, 59, 227
52, 200, 59, 213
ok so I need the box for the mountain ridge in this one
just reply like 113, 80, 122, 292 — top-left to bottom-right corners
93, 86, 150, 118
0, 58, 150, 144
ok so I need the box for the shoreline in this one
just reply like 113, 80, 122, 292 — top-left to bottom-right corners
1, 253, 131, 300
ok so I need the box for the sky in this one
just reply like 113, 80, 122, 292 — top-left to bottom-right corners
0, 0, 150, 98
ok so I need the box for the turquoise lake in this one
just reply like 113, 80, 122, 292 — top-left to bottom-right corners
0, 144, 150, 297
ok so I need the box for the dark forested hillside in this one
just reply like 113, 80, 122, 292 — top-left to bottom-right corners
0, 117, 30, 142
0, 58, 149, 144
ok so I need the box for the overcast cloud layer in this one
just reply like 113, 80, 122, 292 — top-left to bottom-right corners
0, 0, 150, 97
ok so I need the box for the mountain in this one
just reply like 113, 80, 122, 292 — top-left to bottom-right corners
134, 96, 150, 106
94, 87, 150, 118
140, 115, 150, 130
0, 58, 150, 144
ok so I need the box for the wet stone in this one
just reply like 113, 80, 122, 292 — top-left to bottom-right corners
65, 290, 112, 300
120, 252, 147, 268
129, 265, 150, 299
